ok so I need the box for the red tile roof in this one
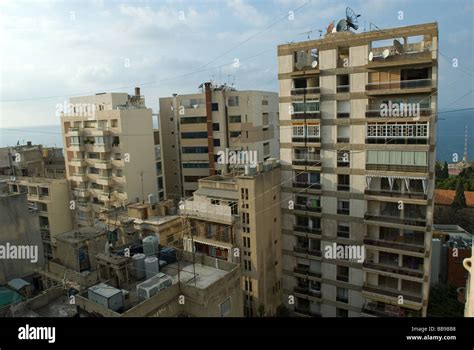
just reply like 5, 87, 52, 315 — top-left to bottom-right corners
434, 189, 474, 207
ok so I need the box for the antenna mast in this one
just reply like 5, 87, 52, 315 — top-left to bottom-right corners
463, 125, 469, 162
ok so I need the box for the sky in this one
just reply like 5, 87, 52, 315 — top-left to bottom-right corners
0, 0, 473, 128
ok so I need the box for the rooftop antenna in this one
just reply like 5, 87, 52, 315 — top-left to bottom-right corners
463, 125, 469, 162
298, 29, 322, 40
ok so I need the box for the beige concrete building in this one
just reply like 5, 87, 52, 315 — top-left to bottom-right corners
0, 142, 66, 179
0, 190, 46, 284
180, 160, 283, 316
278, 22, 438, 317
159, 83, 279, 199
153, 129, 166, 201
4, 176, 73, 259
61, 88, 159, 227
74, 251, 243, 317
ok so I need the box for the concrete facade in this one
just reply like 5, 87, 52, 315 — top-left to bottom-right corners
278, 22, 438, 317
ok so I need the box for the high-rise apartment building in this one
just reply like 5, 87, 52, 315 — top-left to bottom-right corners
61, 88, 158, 227
159, 83, 279, 199
278, 23, 438, 317
180, 160, 283, 316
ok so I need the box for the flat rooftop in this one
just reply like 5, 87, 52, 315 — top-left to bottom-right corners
56, 227, 106, 244
161, 261, 228, 289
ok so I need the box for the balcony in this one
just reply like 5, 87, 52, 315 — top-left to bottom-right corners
362, 283, 423, 304
291, 87, 321, 95
364, 210, 427, 227
97, 176, 113, 186
73, 189, 90, 198
292, 182, 322, 190
294, 204, 322, 213
337, 137, 350, 143
294, 286, 322, 299
365, 105, 432, 118
70, 158, 86, 167
337, 85, 350, 93
180, 199, 235, 225
336, 296, 349, 303
292, 137, 321, 144
337, 112, 350, 119
363, 261, 424, 279
337, 208, 350, 215
66, 127, 82, 136
292, 158, 322, 167
368, 50, 432, 68
366, 164, 428, 173
294, 307, 322, 317
71, 173, 86, 182
336, 274, 349, 283
293, 267, 322, 279
337, 184, 350, 192
95, 160, 112, 169
291, 112, 321, 120
363, 237, 425, 254
364, 188, 427, 200
366, 79, 433, 94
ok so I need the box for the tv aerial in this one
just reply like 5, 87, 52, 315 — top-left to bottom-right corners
336, 7, 361, 32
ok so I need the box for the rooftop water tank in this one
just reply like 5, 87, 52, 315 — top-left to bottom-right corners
144, 256, 160, 280
132, 253, 146, 280
143, 235, 159, 257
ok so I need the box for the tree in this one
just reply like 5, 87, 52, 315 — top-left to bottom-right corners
451, 179, 466, 210
435, 161, 443, 179
442, 161, 449, 179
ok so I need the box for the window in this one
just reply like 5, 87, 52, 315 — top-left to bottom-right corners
336, 287, 349, 303
211, 199, 220, 205
230, 131, 241, 138
111, 119, 118, 127
182, 163, 209, 168
219, 297, 231, 317
213, 139, 221, 147
337, 266, 349, 282
180, 116, 207, 124
337, 200, 350, 215
306, 124, 320, 137
228, 96, 239, 107
337, 222, 350, 238
229, 115, 241, 123
337, 174, 350, 191
181, 132, 208, 139
182, 147, 208, 154
213, 123, 220, 131
244, 260, 252, 271
293, 125, 305, 137
211, 103, 219, 111
263, 142, 270, 155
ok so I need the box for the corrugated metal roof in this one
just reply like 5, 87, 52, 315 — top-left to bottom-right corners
194, 188, 238, 200
0, 286, 24, 307
88, 283, 122, 299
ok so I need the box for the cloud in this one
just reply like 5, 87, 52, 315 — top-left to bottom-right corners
226, 0, 268, 26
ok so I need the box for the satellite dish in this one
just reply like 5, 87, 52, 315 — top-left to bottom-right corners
394, 39, 404, 54
382, 49, 390, 59
368, 52, 374, 61
295, 50, 308, 70
311, 60, 318, 68
346, 7, 361, 30
336, 19, 349, 32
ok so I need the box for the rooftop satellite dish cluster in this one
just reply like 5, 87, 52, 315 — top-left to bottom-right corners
368, 39, 405, 62
329, 7, 361, 33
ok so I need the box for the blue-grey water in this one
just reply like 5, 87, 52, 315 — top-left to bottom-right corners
0, 110, 472, 161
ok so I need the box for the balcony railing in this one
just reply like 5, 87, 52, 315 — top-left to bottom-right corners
337, 112, 350, 119
294, 246, 322, 257
291, 112, 321, 120
337, 85, 350, 93
294, 204, 322, 213
366, 164, 428, 173
364, 188, 427, 200
364, 210, 427, 227
363, 237, 425, 253
293, 267, 322, 279
337, 208, 350, 215
365, 106, 432, 118
292, 182, 322, 190
294, 307, 322, 317
294, 225, 321, 235
337, 184, 350, 192
363, 261, 424, 279
337, 137, 350, 143
294, 286, 322, 298
292, 158, 322, 166
291, 87, 321, 95
366, 79, 432, 92
336, 296, 349, 303
292, 136, 321, 143
336, 274, 349, 282
362, 284, 423, 303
